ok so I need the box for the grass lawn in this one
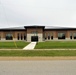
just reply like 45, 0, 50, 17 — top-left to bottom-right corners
0, 50, 76, 56
0, 41, 29, 49
35, 41, 76, 49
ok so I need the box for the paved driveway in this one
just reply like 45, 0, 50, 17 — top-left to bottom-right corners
0, 60, 76, 75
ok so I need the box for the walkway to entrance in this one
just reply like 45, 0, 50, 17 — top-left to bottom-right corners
23, 42, 37, 50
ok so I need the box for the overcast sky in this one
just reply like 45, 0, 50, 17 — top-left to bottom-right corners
0, 0, 76, 28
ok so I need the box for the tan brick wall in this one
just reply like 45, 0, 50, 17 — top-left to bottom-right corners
0, 31, 4, 38
1, 29, 76, 41
67, 30, 76, 38
26, 28, 44, 42
44, 30, 76, 40
44, 31, 57, 38
14, 31, 26, 38
0, 30, 26, 40
27, 28, 43, 34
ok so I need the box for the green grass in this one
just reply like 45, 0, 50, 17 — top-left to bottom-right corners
1, 41, 76, 49
0, 50, 76, 56
0, 41, 29, 49
35, 41, 76, 49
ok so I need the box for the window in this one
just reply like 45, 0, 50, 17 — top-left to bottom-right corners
48, 36, 50, 40
6, 34, 13, 40
70, 33, 72, 39
51, 33, 53, 40
31, 31, 38, 36
24, 34, 26, 40
51, 36, 53, 40
44, 37, 46, 40
44, 33, 47, 40
21, 34, 23, 40
74, 33, 76, 39
17, 33, 20, 40
48, 33, 50, 40
58, 33, 65, 39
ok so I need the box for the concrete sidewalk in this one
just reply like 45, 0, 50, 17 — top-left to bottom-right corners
23, 42, 37, 50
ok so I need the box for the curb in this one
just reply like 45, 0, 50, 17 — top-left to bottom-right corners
0, 57, 76, 61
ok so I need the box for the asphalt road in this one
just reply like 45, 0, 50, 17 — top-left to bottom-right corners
0, 60, 76, 75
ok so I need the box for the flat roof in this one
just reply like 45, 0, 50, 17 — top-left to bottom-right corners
0, 26, 26, 31
24, 25, 45, 28
0, 25, 76, 31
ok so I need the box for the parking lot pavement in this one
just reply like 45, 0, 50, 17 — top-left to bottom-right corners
0, 60, 76, 75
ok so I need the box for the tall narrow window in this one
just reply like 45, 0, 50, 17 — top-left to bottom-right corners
45, 33, 47, 40
51, 33, 53, 40
21, 34, 23, 40
24, 34, 26, 40
58, 32, 65, 39
70, 33, 72, 39
51, 36, 53, 40
48, 33, 50, 40
17, 33, 19, 40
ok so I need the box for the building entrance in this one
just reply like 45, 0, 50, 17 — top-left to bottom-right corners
31, 36, 38, 42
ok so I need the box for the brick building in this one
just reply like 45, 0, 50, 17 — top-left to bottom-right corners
0, 25, 76, 42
